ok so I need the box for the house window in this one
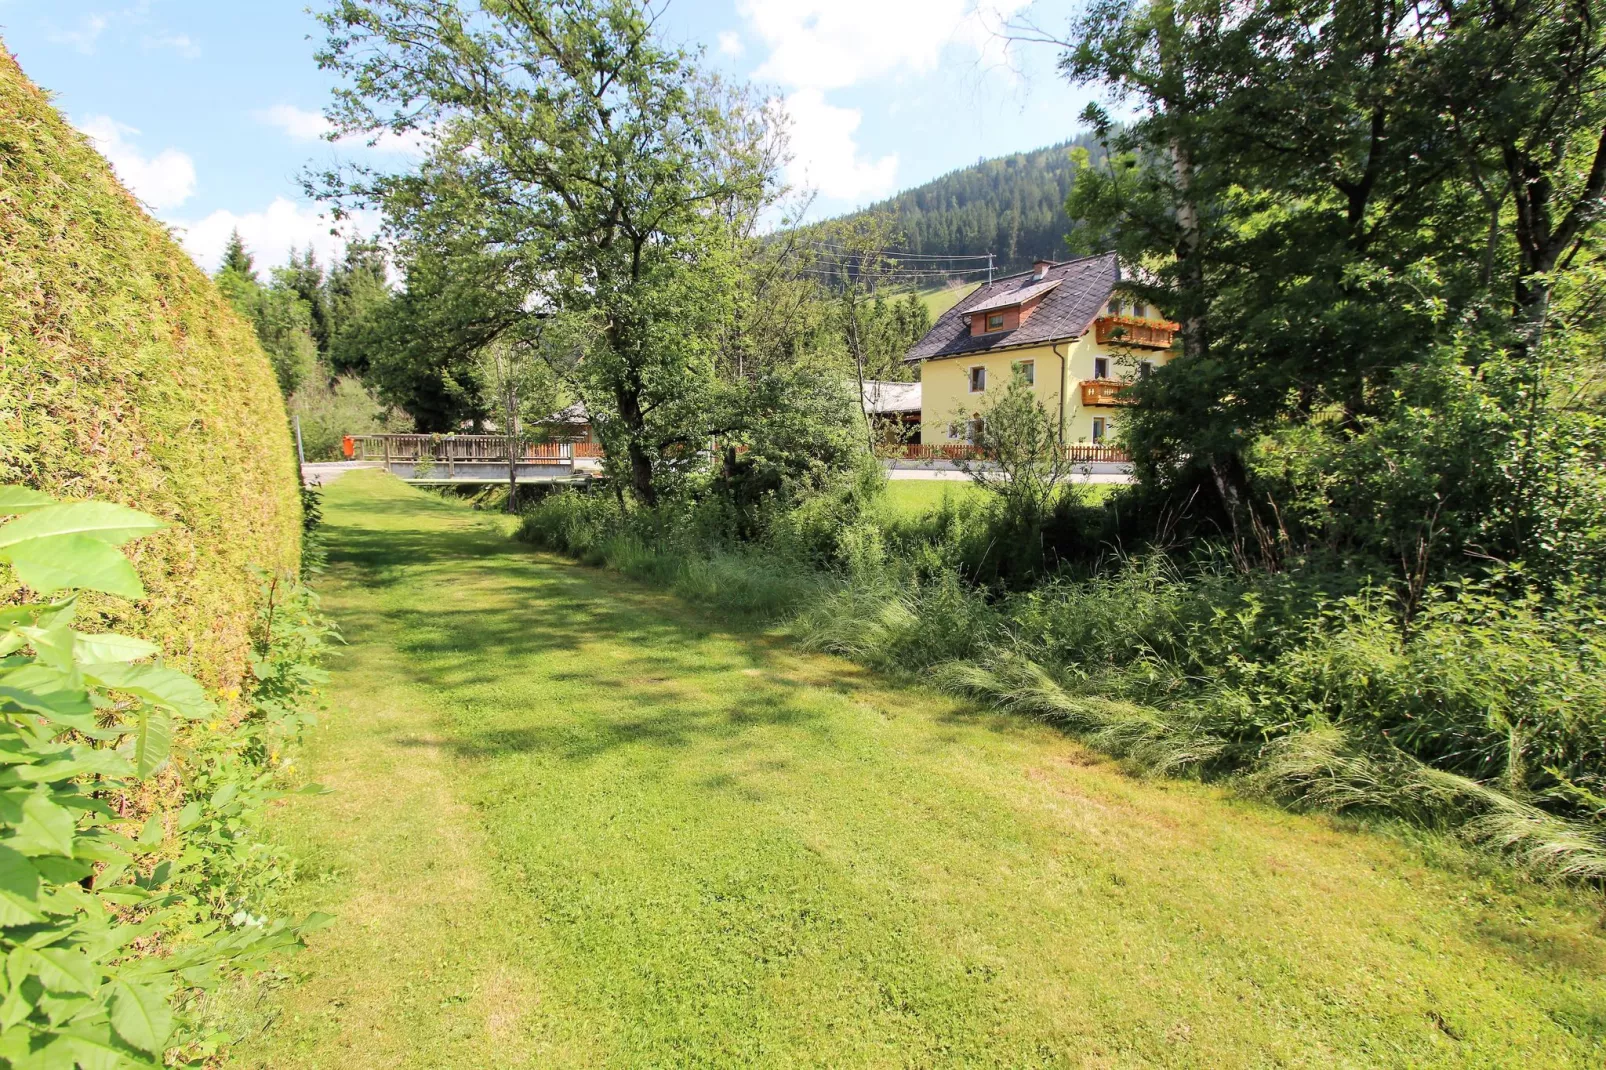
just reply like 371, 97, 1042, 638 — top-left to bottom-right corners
1133, 302, 1148, 319
1093, 356, 1110, 380
968, 417, 986, 443
947, 421, 961, 440
1139, 360, 1155, 379
1013, 360, 1035, 385
1092, 417, 1107, 442
969, 366, 986, 392
986, 313, 1005, 331
1106, 298, 1122, 316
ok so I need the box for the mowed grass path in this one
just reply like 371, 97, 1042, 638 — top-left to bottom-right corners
232, 471, 1606, 1068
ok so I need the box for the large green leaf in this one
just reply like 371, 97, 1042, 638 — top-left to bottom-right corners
0, 663, 96, 730
0, 502, 164, 550
14, 795, 75, 858
5, 535, 143, 599
33, 947, 98, 994
0, 843, 40, 904
106, 979, 172, 1056
71, 633, 158, 665
0, 488, 55, 515
129, 709, 172, 780
81, 663, 210, 719
0, 841, 43, 926
64, 1024, 148, 1070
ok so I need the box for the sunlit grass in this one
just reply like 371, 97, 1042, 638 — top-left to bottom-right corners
230, 470, 1606, 1068
877, 478, 1114, 518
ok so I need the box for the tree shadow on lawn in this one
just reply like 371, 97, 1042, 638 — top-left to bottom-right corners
328, 545, 845, 768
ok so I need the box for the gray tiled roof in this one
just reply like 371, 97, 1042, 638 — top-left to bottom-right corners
905, 252, 1120, 362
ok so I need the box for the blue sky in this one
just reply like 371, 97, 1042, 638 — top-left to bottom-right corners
2, 1, 1096, 273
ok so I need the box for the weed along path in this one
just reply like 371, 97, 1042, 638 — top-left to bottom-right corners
232, 471, 1606, 1068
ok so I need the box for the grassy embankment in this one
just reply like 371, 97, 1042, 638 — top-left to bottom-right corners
918, 282, 979, 320
231, 471, 1606, 1068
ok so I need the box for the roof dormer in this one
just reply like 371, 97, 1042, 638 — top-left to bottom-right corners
961, 276, 1062, 336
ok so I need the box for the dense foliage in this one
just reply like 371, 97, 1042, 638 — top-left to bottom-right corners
313, 0, 880, 514
0, 489, 332, 1066
0, 49, 302, 692
1058, 0, 1606, 590
215, 234, 404, 459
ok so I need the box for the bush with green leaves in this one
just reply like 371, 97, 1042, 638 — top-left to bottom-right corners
0, 487, 330, 1067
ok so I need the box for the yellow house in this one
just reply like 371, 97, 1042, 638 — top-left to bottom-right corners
904, 253, 1177, 449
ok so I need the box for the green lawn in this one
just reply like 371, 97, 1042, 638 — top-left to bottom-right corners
878, 479, 1114, 517
877, 479, 986, 516
229, 470, 1606, 1068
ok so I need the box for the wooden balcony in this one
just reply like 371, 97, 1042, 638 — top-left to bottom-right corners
1093, 315, 1178, 349
1080, 379, 1135, 407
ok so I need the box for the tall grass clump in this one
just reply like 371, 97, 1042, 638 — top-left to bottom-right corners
517, 488, 832, 620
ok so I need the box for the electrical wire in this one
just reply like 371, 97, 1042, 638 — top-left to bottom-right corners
801, 242, 995, 263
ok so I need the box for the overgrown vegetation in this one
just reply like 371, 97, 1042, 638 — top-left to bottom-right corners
0, 488, 331, 1066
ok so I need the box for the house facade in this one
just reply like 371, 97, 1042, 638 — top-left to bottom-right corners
904, 253, 1176, 448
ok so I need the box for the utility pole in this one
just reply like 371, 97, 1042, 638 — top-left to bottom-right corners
293, 415, 305, 467
988, 252, 994, 285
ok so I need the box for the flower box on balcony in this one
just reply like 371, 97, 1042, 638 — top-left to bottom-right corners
1094, 315, 1179, 349
1080, 379, 1135, 407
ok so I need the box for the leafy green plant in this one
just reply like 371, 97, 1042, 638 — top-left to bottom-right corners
0, 487, 328, 1067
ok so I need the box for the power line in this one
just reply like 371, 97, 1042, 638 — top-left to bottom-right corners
801, 240, 994, 263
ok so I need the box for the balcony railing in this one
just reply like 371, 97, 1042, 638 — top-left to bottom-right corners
1080, 379, 1137, 407
1093, 315, 1178, 350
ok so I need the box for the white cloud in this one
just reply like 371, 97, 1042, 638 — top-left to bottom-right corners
781, 89, 898, 202
171, 197, 382, 274
717, 31, 744, 57
142, 33, 201, 59
254, 104, 333, 142
738, 0, 1031, 92
253, 104, 433, 155
76, 115, 196, 210
47, 14, 109, 55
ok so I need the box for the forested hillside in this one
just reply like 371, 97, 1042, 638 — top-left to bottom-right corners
847, 135, 1101, 274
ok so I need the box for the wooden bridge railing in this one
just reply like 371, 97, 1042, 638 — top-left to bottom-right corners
344, 434, 576, 463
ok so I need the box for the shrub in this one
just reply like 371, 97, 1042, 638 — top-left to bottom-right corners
0, 49, 301, 693
0, 488, 330, 1066
288, 372, 400, 461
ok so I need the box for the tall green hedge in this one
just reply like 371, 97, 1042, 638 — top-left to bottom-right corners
0, 47, 301, 690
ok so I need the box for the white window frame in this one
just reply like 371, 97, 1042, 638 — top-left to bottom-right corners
1106, 298, 1122, 316
1091, 417, 1107, 442
1093, 356, 1109, 380
1138, 360, 1156, 379
968, 366, 987, 393
1013, 359, 1035, 385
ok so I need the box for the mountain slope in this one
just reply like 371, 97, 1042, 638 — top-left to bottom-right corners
855, 135, 1101, 276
